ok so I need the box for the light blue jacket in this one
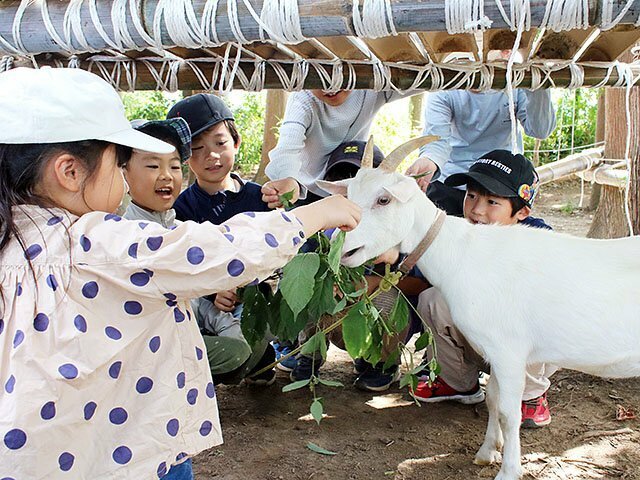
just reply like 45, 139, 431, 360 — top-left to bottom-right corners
420, 90, 556, 182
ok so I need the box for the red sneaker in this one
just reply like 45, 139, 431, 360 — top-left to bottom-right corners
413, 376, 485, 405
521, 393, 551, 428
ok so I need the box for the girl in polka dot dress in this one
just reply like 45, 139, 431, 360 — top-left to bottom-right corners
0, 67, 360, 480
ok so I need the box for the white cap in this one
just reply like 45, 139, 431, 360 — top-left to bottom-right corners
0, 67, 174, 154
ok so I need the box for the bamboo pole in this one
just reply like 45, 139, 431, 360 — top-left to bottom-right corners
13, 56, 640, 91
2, 0, 640, 55
576, 166, 628, 187
536, 147, 604, 185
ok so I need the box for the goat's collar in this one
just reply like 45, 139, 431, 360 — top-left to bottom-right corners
398, 210, 446, 274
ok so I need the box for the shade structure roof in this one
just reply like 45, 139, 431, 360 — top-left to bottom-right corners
1, 0, 640, 91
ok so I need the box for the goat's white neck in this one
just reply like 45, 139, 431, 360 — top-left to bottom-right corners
400, 195, 470, 288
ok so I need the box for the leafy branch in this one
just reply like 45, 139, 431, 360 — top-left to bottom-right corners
239, 192, 439, 422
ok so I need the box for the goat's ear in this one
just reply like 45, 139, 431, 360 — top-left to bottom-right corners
383, 176, 420, 203
316, 179, 351, 196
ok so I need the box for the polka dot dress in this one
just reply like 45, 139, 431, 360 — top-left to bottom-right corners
0, 205, 304, 478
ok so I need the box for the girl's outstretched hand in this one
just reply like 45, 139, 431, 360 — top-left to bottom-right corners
293, 195, 361, 236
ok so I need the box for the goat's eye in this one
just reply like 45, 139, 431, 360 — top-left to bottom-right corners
377, 196, 391, 206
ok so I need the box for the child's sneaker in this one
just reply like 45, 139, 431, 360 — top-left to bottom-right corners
245, 368, 276, 386
353, 358, 370, 375
273, 342, 298, 372
354, 363, 401, 392
289, 355, 323, 382
521, 392, 551, 428
413, 376, 485, 404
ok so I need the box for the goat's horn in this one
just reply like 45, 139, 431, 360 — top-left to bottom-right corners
378, 135, 440, 172
360, 135, 375, 169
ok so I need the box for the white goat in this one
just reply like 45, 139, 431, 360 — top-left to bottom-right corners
318, 137, 640, 480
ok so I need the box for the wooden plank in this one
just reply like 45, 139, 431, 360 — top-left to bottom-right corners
243, 42, 296, 61
532, 28, 596, 60
315, 36, 369, 61
285, 39, 335, 60
483, 28, 536, 61
417, 32, 478, 62
577, 25, 640, 61
363, 33, 427, 63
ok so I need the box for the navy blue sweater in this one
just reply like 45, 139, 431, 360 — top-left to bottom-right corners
174, 173, 270, 224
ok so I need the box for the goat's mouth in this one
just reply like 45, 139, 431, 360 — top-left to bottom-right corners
341, 246, 364, 264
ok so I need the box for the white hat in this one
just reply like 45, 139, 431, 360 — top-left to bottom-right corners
0, 67, 174, 154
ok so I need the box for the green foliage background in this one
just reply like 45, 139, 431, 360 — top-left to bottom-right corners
122, 89, 601, 177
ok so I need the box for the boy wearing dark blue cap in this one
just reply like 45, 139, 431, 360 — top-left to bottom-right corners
167, 94, 275, 385
414, 150, 556, 429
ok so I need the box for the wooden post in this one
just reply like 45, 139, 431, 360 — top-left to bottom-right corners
587, 85, 640, 238
409, 93, 423, 135
588, 91, 606, 211
254, 90, 288, 184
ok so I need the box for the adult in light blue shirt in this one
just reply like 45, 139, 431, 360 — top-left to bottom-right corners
408, 89, 556, 216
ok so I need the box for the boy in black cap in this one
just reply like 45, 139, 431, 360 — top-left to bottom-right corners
413, 150, 556, 428
167, 94, 275, 385
122, 118, 263, 387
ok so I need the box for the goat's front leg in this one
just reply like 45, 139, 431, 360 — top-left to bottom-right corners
489, 362, 526, 480
474, 374, 503, 465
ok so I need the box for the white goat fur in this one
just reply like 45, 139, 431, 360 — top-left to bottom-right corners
320, 168, 640, 480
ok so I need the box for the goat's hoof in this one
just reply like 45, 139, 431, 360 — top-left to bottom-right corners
494, 464, 524, 480
474, 448, 501, 466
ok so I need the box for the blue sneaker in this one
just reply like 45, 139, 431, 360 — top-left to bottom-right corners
290, 355, 323, 382
354, 363, 401, 392
273, 342, 298, 372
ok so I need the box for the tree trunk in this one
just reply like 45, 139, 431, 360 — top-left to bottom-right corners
532, 139, 541, 167
587, 86, 640, 238
588, 91, 606, 211
254, 90, 288, 184
409, 93, 424, 135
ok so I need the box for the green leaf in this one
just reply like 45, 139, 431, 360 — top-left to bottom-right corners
308, 275, 337, 319
414, 330, 433, 351
306, 442, 337, 456
310, 398, 324, 425
341, 301, 370, 359
300, 331, 328, 360
282, 379, 311, 392
317, 378, 344, 388
399, 373, 418, 391
382, 349, 400, 372
240, 286, 269, 348
280, 253, 321, 317
331, 296, 348, 315
278, 299, 298, 342
279, 190, 295, 209
388, 294, 409, 333
327, 230, 346, 274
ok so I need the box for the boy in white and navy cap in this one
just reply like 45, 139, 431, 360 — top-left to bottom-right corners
414, 150, 556, 429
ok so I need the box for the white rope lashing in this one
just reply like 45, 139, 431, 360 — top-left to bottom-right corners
259, 0, 307, 44
445, 0, 492, 34
601, 0, 640, 31
352, 0, 398, 38
63, 0, 93, 52
539, 0, 589, 32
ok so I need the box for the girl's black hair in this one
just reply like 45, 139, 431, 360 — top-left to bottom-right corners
0, 140, 131, 253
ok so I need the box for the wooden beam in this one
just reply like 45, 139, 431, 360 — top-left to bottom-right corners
3, 0, 640, 55
14, 56, 640, 91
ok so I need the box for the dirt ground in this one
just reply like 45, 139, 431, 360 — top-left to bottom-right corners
193, 179, 640, 480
